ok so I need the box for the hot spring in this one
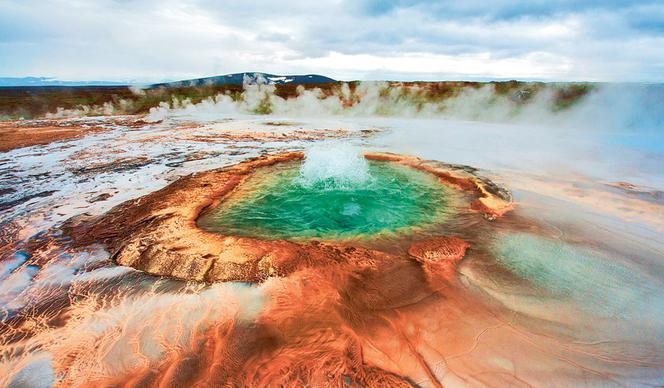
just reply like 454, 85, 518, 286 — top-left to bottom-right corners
197, 147, 455, 240
81, 148, 511, 284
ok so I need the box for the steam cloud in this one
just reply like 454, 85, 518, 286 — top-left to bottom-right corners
142, 81, 662, 133
36, 77, 663, 135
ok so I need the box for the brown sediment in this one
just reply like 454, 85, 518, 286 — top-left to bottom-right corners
408, 236, 470, 282
408, 236, 469, 264
0, 121, 106, 152
65, 152, 512, 282
0, 117, 152, 152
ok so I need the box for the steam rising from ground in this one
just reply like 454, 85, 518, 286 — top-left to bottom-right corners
45, 99, 135, 119
139, 81, 664, 133
144, 82, 547, 123
33, 76, 662, 136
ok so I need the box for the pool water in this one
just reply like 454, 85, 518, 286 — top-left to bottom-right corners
491, 233, 664, 320
197, 161, 453, 240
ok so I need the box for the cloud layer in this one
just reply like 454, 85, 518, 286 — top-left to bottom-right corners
0, 0, 663, 82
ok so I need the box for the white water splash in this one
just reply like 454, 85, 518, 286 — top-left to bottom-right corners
297, 143, 371, 189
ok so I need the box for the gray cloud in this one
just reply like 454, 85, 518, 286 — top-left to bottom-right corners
0, 0, 662, 81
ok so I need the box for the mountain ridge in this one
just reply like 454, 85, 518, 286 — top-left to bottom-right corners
151, 72, 337, 87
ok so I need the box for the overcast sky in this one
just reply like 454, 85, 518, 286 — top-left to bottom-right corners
1, 0, 663, 82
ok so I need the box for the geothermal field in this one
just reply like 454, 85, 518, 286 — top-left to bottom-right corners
0, 80, 663, 387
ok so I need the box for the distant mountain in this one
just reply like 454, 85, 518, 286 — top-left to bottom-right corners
0, 77, 128, 87
153, 72, 337, 88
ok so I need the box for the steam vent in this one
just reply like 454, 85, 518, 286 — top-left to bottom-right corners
69, 151, 513, 283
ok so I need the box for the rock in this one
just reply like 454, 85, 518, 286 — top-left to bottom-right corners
408, 236, 469, 282
88, 192, 114, 203
408, 236, 469, 263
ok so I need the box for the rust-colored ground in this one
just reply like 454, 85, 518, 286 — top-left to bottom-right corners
0, 121, 106, 152
0, 117, 150, 152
